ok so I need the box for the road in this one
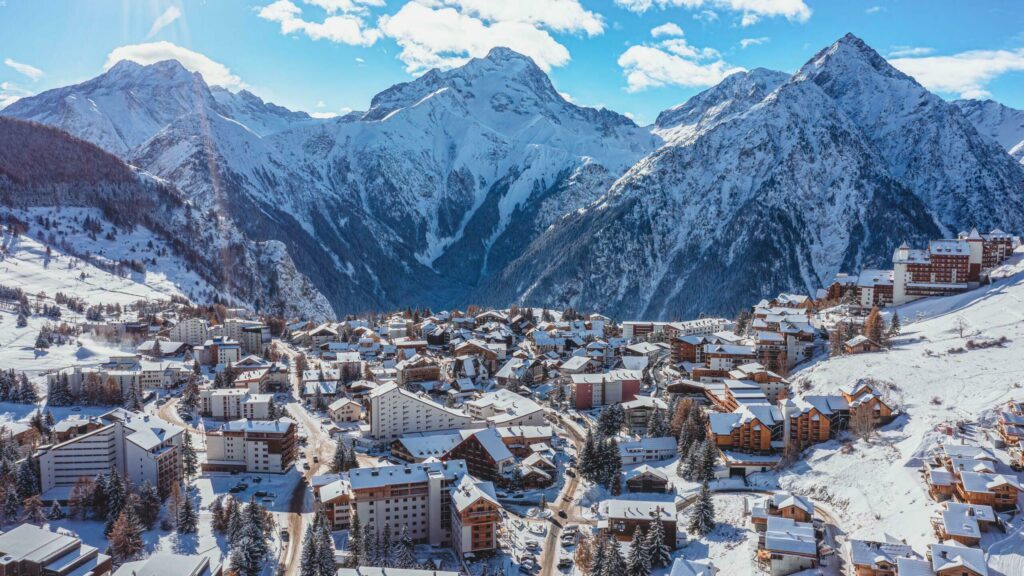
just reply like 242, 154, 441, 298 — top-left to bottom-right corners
538, 412, 590, 576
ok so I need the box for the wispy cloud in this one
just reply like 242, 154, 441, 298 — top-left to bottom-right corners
865, 6, 882, 14
651, 22, 683, 38
104, 41, 244, 88
891, 47, 1024, 99
4, 58, 43, 81
0, 80, 32, 108
888, 46, 933, 58
615, 0, 810, 25
740, 36, 769, 49
147, 5, 182, 38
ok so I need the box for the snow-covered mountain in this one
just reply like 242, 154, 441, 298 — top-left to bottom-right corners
653, 67, 790, 144
955, 98, 1024, 163
4, 49, 660, 316
6, 36, 1024, 319
0, 116, 331, 319
476, 34, 1024, 319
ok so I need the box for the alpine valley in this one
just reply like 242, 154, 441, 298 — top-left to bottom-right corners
5, 33, 1024, 320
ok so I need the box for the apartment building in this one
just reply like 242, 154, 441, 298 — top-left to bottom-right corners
200, 387, 274, 420
37, 409, 184, 498
202, 418, 297, 474
318, 459, 501, 555
169, 317, 210, 346
571, 369, 642, 410
0, 523, 112, 576
367, 383, 475, 441
194, 338, 242, 367
450, 474, 502, 557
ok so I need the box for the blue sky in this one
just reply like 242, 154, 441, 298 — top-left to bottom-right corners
2, 0, 1024, 125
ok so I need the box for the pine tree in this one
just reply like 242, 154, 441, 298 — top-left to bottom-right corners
682, 441, 702, 482
626, 527, 651, 576
889, 312, 901, 339
606, 538, 627, 576
864, 306, 884, 344
15, 460, 39, 499
210, 496, 227, 533
591, 533, 608, 576
315, 512, 336, 576
604, 438, 622, 495
104, 470, 127, 535
580, 429, 598, 481
299, 522, 319, 576
689, 482, 716, 536
243, 497, 270, 561
109, 508, 144, 563
699, 437, 718, 484
91, 473, 109, 518
645, 517, 671, 568
379, 522, 393, 567
394, 525, 416, 568
16, 312, 27, 328
177, 492, 198, 533
347, 512, 367, 567
332, 439, 347, 473
646, 409, 670, 438
2, 489, 17, 522
182, 432, 198, 479
137, 480, 161, 529
47, 499, 63, 519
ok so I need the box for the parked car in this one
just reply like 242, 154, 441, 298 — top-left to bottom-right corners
280, 529, 289, 542
557, 558, 573, 570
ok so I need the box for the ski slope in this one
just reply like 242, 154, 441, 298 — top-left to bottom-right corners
776, 251, 1024, 560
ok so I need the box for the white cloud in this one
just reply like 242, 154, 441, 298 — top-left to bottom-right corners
355, 57, 365, 63
147, 5, 182, 38
310, 111, 339, 118
257, 0, 380, 46
4, 58, 43, 81
559, 91, 574, 103
693, 9, 718, 22
378, 2, 571, 73
615, 0, 809, 23
651, 22, 684, 37
305, 0, 385, 14
316, 100, 326, 107
865, 5, 882, 14
890, 48, 1024, 99
442, 0, 604, 36
0, 80, 32, 109
618, 38, 743, 92
887, 46, 933, 58
740, 36, 769, 49
103, 41, 243, 88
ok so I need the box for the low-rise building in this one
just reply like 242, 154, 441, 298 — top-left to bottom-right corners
0, 523, 112, 576
598, 499, 678, 549
203, 418, 297, 474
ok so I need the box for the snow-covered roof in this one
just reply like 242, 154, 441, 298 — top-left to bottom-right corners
348, 460, 467, 491
848, 539, 919, 568
601, 499, 676, 521
450, 474, 499, 512
764, 516, 817, 557
930, 542, 988, 576
220, 418, 295, 434
669, 557, 717, 576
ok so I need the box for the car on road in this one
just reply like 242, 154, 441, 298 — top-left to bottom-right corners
557, 558, 573, 570
280, 529, 289, 542
565, 470, 576, 478
229, 483, 248, 493
557, 510, 567, 519
313, 456, 319, 464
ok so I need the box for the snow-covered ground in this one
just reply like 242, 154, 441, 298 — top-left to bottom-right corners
1, 207, 216, 305
775, 254, 1024, 559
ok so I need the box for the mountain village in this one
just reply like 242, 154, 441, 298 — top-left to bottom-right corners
3, 11, 1024, 576
0, 196, 1022, 576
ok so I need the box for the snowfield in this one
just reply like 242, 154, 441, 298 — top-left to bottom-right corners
776, 251, 1024, 563
1, 207, 215, 305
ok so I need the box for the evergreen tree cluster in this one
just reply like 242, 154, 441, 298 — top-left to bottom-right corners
596, 404, 625, 437
341, 514, 423, 571
331, 439, 359, 473
0, 370, 39, 404
578, 430, 622, 494
676, 406, 716, 485
47, 371, 123, 406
